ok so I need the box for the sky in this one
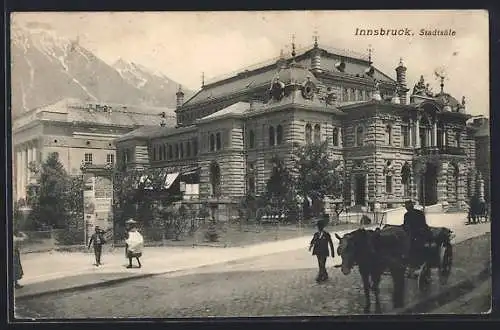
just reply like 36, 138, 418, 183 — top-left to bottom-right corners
12, 10, 489, 117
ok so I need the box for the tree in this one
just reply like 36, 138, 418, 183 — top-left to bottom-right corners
30, 153, 69, 229
264, 155, 297, 222
290, 141, 342, 218
56, 175, 85, 245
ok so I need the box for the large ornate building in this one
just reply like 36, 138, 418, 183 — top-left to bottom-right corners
115, 40, 487, 212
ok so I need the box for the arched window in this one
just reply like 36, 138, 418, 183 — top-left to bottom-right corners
437, 123, 445, 148
452, 163, 460, 203
401, 162, 412, 197
209, 134, 215, 152
342, 88, 348, 102
247, 161, 256, 195
314, 124, 321, 144
355, 89, 360, 101
162, 145, 167, 160
305, 124, 312, 144
276, 125, 283, 145
455, 130, 461, 147
401, 122, 410, 147
249, 130, 255, 148
175, 144, 179, 158
420, 117, 430, 148
186, 141, 191, 157
269, 126, 275, 146
386, 175, 393, 193
385, 124, 392, 145
193, 138, 198, 155
216, 132, 222, 150
210, 161, 222, 197
332, 127, 339, 146
356, 126, 364, 146
180, 143, 185, 158
168, 145, 173, 159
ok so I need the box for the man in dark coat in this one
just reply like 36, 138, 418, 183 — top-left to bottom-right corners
403, 200, 432, 271
88, 226, 106, 266
468, 195, 480, 224
309, 219, 335, 283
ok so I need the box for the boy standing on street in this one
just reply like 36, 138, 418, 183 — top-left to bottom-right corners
88, 226, 106, 266
309, 219, 335, 283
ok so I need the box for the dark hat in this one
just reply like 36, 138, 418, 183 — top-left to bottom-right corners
314, 218, 327, 227
404, 200, 414, 206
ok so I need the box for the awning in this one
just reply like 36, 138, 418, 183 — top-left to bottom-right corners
180, 166, 200, 176
164, 172, 180, 190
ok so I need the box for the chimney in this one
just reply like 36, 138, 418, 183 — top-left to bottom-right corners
395, 58, 409, 104
176, 85, 185, 109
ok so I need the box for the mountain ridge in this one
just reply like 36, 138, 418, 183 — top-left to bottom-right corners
10, 23, 193, 118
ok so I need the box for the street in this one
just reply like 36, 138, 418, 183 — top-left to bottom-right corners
15, 231, 490, 318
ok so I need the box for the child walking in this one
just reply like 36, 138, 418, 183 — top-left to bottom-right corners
309, 219, 335, 283
88, 226, 106, 266
125, 219, 144, 269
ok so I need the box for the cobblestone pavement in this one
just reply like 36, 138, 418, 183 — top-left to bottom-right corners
15, 233, 490, 319
430, 279, 492, 314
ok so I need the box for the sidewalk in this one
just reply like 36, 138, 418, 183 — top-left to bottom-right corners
16, 225, 372, 296
16, 212, 486, 299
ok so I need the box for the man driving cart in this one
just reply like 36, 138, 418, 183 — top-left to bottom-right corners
403, 200, 433, 277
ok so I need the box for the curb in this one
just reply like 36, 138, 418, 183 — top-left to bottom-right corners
394, 265, 491, 314
15, 245, 310, 301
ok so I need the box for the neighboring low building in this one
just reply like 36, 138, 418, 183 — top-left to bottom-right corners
12, 98, 175, 202
468, 117, 490, 202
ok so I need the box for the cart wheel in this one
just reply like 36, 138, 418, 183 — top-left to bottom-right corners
439, 243, 453, 285
418, 262, 431, 293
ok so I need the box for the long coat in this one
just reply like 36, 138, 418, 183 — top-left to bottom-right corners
310, 231, 335, 257
13, 235, 25, 281
403, 209, 431, 240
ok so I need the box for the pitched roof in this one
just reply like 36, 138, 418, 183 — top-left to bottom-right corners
201, 102, 250, 120
115, 124, 197, 143
15, 98, 175, 128
182, 46, 396, 108
66, 108, 168, 127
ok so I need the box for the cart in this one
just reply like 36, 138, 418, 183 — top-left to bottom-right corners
414, 226, 454, 292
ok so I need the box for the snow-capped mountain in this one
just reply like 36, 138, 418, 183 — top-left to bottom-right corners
10, 22, 193, 118
112, 58, 191, 103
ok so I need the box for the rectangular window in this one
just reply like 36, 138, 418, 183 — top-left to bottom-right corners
402, 124, 410, 147
193, 139, 198, 155
152, 146, 157, 161
216, 132, 222, 150
385, 176, 392, 193
84, 153, 93, 164
106, 153, 114, 164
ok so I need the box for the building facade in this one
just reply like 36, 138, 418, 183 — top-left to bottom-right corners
12, 98, 174, 202
115, 42, 486, 212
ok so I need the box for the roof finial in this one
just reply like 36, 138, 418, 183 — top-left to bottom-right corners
313, 30, 319, 48
291, 34, 296, 59
201, 72, 205, 87
367, 44, 373, 65
399, 57, 404, 67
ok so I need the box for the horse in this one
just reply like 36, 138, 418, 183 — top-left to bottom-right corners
335, 226, 410, 313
